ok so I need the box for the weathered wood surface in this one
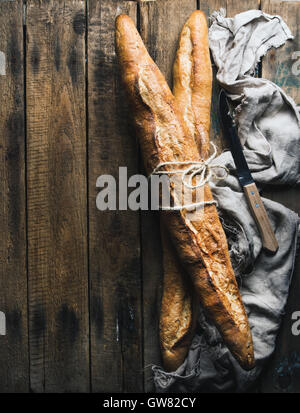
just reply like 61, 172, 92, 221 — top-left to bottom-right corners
226, 0, 260, 15
0, 0, 299, 393
26, 0, 89, 392
88, 0, 143, 393
260, 0, 300, 393
0, 0, 28, 393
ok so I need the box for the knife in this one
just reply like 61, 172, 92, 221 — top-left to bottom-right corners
219, 90, 278, 253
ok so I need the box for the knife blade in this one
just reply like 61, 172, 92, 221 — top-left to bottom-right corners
219, 90, 278, 253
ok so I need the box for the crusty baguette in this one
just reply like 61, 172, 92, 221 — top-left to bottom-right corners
173, 11, 212, 159
159, 226, 199, 372
159, 11, 212, 371
115, 14, 255, 370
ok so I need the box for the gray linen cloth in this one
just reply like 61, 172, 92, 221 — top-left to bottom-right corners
153, 9, 300, 393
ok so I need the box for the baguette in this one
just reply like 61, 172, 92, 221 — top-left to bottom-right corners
160, 11, 212, 371
173, 11, 212, 160
115, 14, 255, 370
159, 226, 199, 372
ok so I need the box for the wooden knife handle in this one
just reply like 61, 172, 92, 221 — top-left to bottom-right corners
243, 183, 279, 253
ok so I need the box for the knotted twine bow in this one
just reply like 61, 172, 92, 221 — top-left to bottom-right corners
149, 143, 229, 211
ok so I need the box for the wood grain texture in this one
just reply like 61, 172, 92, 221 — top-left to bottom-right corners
226, 0, 261, 16
0, 0, 28, 393
243, 183, 278, 253
26, 0, 89, 392
139, 0, 197, 391
260, 0, 300, 393
88, 0, 143, 393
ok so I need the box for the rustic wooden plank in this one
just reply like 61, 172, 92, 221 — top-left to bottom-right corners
259, 0, 300, 393
226, 0, 261, 15
0, 0, 28, 393
139, 0, 197, 392
88, 0, 143, 393
200, 0, 227, 17
26, 0, 89, 392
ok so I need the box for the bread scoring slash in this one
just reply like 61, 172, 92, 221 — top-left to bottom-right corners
115, 12, 255, 371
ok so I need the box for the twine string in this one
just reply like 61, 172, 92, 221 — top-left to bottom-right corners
149, 142, 229, 211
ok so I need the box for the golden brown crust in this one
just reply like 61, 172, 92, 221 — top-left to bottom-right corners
173, 11, 212, 159
115, 14, 255, 370
160, 11, 211, 371
159, 226, 199, 372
